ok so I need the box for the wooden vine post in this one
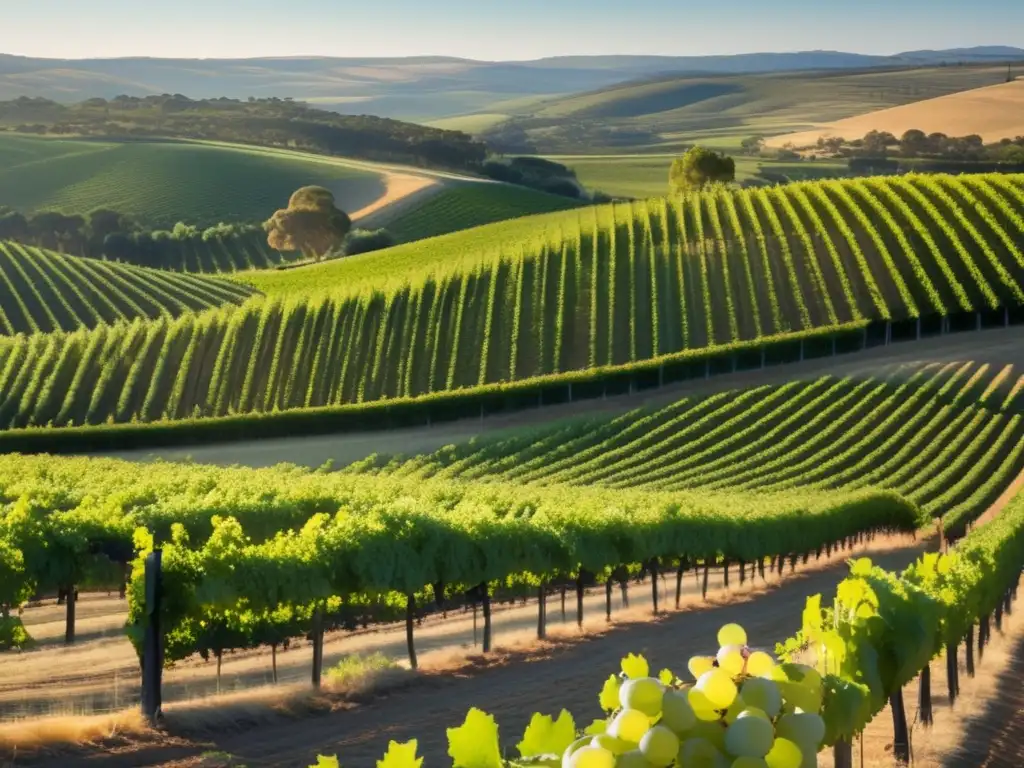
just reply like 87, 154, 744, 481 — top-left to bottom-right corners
140, 548, 163, 725
890, 689, 911, 765
833, 738, 853, 768
650, 559, 659, 615
405, 593, 418, 670
576, 572, 585, 627
481, 582, 492, 652
310, 605, 325, 688
538, 584, 547, 639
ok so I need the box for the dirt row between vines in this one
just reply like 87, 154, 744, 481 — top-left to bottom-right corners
4, 535, 926, 767
100, 324, 1024, 470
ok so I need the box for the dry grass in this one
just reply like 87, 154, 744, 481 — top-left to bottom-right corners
347, 172, 440, 223
766, 79, 1024, 147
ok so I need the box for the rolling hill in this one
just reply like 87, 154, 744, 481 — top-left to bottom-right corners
766, 78, 1024, 148
0, 135, 385, 228
485, 63, 1021, 153
0, 240, 256, 335
0, 172, 1022, 436
1, 47, 1020, 120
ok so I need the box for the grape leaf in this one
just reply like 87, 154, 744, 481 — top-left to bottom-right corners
583, 719, 607, 736
378, 740, 423, 768
658, 668, 674, 685
310, 757, 340, 768
448, 708, 502, 768
517, 710, 576, 757
599, 674, 621, 711
621, 653, 649, 679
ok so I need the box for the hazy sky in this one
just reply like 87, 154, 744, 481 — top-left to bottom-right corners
4, 0, 1022, 60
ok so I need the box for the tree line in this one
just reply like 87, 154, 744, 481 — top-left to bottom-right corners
1, 95, 488, 171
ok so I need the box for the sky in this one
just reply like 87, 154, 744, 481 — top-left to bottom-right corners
3, 0, 1022, 61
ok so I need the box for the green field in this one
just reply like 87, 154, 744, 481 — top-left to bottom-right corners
0, 240, 255, 335
385, 183, 585, 243
0, 135, 383, 227
1, 173, 1023, 434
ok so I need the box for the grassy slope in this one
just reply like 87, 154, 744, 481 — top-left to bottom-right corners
0, 135, 383, 227
383, 184, 585, 244
0, 240, 256, 334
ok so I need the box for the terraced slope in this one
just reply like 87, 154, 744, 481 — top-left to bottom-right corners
1, 173, 1022, 433
349, 360, 1024, 537
0, 240, 257, 335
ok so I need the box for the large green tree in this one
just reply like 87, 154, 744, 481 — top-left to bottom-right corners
265, 186, 352, 261
669, 147, 736, 193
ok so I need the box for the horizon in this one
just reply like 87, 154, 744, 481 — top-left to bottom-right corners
3, 0, 1023, 61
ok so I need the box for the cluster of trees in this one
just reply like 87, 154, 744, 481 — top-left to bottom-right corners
849, 129, 1024, 162
481, 156, 587, 199
0, 206, 261, 260
0, 95, 488, 171
669, 147, 736, 193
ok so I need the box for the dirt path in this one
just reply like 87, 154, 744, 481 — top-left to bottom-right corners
99, 325, 1024, 469
347, 173, 443, 225
14, 541, 923, 768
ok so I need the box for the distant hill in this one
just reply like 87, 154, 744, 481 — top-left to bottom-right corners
484, 62, 1022, 154
766, 79, 1024, 147
0, 46, 1021, 121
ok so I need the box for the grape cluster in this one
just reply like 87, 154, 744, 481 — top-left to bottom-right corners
562, 624, 825, 768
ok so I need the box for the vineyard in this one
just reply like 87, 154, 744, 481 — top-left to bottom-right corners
353, 360, 1024, 537
0, 173, 1022, 436
0, 240, 256, 335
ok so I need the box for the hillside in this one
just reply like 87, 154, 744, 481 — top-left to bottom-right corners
0, 240, 256, 335
0, 135, 385, 227
1, 47, 1020, 120
766, 78, 1024, 148
484, 63, 1020, 153
1, 172, 1023, 435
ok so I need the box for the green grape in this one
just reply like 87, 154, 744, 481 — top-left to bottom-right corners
767, 666, 822, 714
689, 655, 716, 680
615, 750, 654, 768
690, 720, 728, 752
608, 708, 651, 743
724, 711, 775, 758
620, 677, 665, 717
764, 737, 803, 768
696, 669, 738, 709
717, 645, 746, 675
564, 736, 594, 768
591, 734, 634, 755
660, 689, 697, 734
688, 688, 724, 721
724, 694, 747, 724
740, 678, 782, 718
639, 725, 680, 768
731, 758, 769, 768
718, 623, 748, 647
745, 651, 775, 677
567, 745, 616, 768
774, 713, 824, 753
680, 737, 726, 768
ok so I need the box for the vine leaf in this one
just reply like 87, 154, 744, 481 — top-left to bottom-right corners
620, 653, 649, 679
378, 740, 422, 768
658, 668, 674, 685
517, 710, 576, 758
584, 719, 607, 736
599, 674, 621, 711
448, 708, 502, 768
309, 757, 340, 768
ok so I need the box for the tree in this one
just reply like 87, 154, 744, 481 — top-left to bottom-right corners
265, 186, 351, 261
899, 129, 928, 157
669, 147, 736, 193
740, 135, 765, 156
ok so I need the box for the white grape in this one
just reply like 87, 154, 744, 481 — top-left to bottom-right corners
724, 711, 775, 758
567, 745, 616, 768
639, 725, 680, 768
620, 677, 665, 717
660, 689, 697, 734
740, 678, 782, 718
